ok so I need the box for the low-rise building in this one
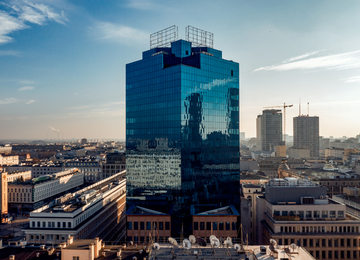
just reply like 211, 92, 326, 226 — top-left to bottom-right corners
325, 148, 344, 159
288, 147, 311, 159
102, 152, 126, 179
191, 205, 239, 240
63, 160, 102, 183
8, 169, 84, 209
23, 171, 126, 245
0, 154, 19, 166
7, 170, 32, 182
31, 164, 63, 178
257, 177, 360, 260
126, 205, 171, 244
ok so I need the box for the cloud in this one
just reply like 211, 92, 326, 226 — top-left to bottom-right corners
282, 50, 323, 63
0, 98, 19, 104
0, 1, 68, 45
342, 76, 360, 83
18, 86, 34, 91
26, 99, 35, 104
92, 21, 148, 44
0, 10, 28, 44
254, 50, 360, 72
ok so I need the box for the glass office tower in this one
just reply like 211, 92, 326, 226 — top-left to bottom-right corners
126, 37, 239, 217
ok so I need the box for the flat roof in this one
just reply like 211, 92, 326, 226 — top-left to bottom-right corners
191, 205, 239, 216
65, 239, 97, 250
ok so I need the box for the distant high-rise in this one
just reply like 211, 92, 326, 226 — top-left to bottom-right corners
256, 109, 282, 152
293, 116, 319, 158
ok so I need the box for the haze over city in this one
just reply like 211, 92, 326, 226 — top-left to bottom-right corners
1, 0, 360, 140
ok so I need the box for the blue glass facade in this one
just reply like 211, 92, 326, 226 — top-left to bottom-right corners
126, 40, 239, 210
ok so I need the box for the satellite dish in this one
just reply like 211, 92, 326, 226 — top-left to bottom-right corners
211, 238, 220, 248
196, 237, 207, 247
130, 241, 133, 246
168, 237, 178, 246
234, 244, 241, 251
153, 243, 160, 250
182, 239, 192, 250
226, 237, 232, 241
209, 235, 217, 242
224, 240, 233, 247
189, 235, 196, 244
270, 239, 277, 245
290, 243, 297, 251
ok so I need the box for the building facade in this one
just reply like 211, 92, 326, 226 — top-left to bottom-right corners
102, 152, 126, 179
8, 169, 84, 209
23, 171, 126, 244
257, 110, 282, 152
294, 116, 319, 158
0, 154, 19, 166
126, 26, 240, 229
257, 177, 360, 260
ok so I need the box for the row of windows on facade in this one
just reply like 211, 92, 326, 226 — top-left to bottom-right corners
309, 250, 356, 260
32, 221, 72, 228
127, 221, 170, 231
193, 221, 236, 231
274, 210, 344, 218
9, 188, 32, 193
279, 225, 359, 233
278, 238, 359, 260
30, 234, 68, 241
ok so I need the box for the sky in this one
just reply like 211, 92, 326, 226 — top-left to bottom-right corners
1, 0, 360, 140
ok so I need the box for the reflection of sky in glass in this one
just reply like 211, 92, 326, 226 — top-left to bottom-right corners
126, 39, 239, 194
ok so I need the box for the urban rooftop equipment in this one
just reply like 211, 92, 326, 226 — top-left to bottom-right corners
150, 25, 214, 49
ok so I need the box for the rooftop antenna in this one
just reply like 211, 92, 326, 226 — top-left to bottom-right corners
307, 102, 309, 116
299, 98, 301, 116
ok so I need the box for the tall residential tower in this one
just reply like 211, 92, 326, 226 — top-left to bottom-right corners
256, 109, 282, 152
293, 116, 319, 158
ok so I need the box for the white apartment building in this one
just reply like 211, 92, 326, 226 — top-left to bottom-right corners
0, 154, 19, 166
325, 148, 344, 159
23, 171, 126, 245
8, 169, 84, 207
256, 177, 360, 260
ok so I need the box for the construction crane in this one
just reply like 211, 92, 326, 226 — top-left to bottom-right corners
263, 103, 293, 142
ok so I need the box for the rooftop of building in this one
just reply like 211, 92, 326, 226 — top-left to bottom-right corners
125, 204, 169, 216
242, 183, 262, 188
37, 171, 125, 214
147, 244, 314, 260
8, 168, 80, 186
64, 238, 98, 250
267, 177, 319, 187
0, 247, 61, 260
191, 205, 239, 216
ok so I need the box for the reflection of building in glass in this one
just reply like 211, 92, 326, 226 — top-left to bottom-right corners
126, 28, 239, 234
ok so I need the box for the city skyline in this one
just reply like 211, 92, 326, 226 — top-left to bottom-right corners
1, 0, 360, 139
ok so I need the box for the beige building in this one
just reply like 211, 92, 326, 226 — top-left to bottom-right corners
6, 170, 32, 182
0, 154, 19, 166
1, 171, 8, 216
275, 145, 286, 157
325, 148, 344, 159
242, 184, 262, 244
257, 177, 360, 260
288, 147, 311, 159
61, 237, 103, 260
